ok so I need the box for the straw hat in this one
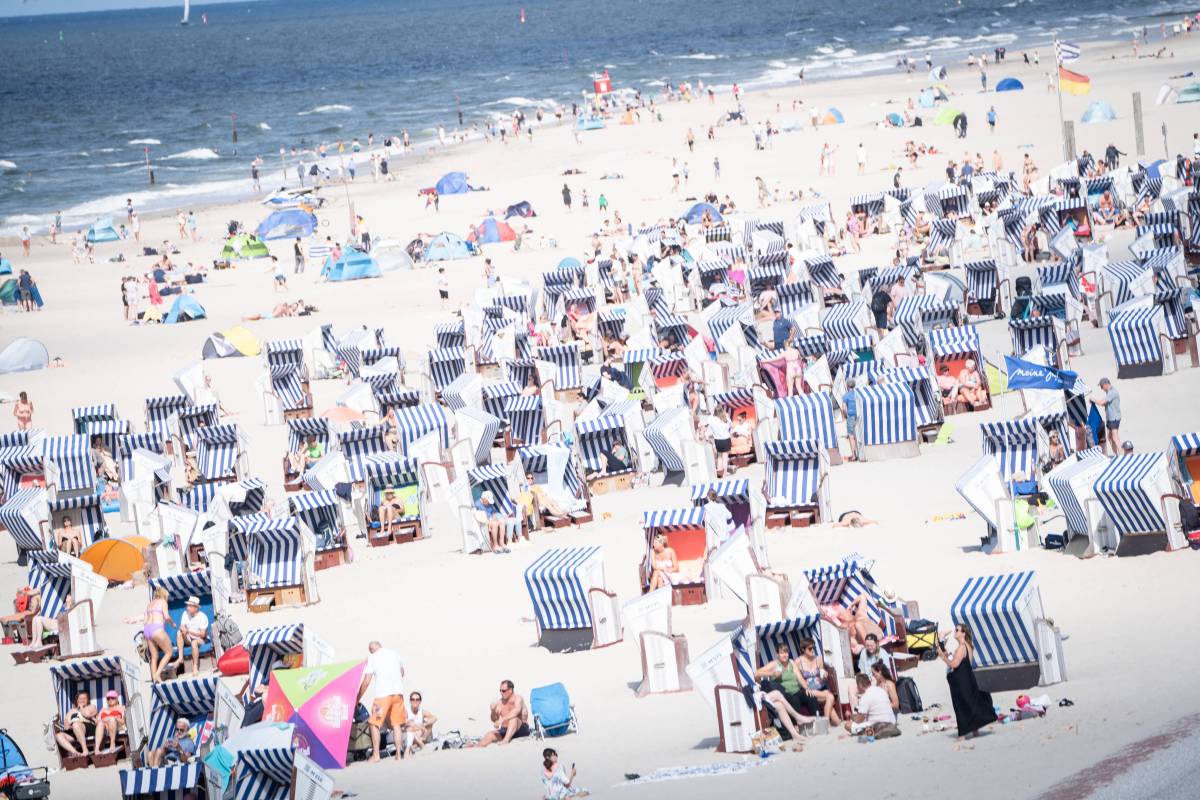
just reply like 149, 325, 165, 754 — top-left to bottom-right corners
185, 595, 201, 606
480, 490, 495, 503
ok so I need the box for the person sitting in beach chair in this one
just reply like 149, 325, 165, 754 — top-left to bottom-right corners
146, 717, 197, 767
171, 596, 210, 677
936, 365, 961, 409
55, 517, 83, 558
1095, 191, 1118, 225
474, 491, 509, 553
730, 411, 754, 458
957, 360, 987, 409
30, 591, 67, 649
94, 690, 126, 756
646, 534, 681, 592
54, 692, 98, 757
796, 638, 842, 726
379, 489, 407, 539
287, 435, 324, 475
90, 436, 120, 483
754, 642, 820, 743
603, 442, 630, 475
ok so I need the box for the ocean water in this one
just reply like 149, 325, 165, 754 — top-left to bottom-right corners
0, 0, 1191, 234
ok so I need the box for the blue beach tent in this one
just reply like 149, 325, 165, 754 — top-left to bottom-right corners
1080, 101, 1116, 123
995, 77, 1024, 92
86, 218, 120, 243
683, 202, 723, 224
558, 256, 582, 270
256, 209, 317, 240
0, 258, 12, 275
423, 232, 474, 261
164, 294, 206, 324
575, 116, 605, 131
505, 201, 537, 219
322, 248, 382, 281
435, 172, 471, 195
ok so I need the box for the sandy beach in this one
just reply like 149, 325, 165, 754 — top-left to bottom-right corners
2, 26, 1200, 800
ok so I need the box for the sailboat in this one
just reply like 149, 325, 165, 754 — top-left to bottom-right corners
180, 0, 190, 26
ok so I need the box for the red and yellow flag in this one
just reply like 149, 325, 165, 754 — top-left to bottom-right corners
1059, 67, 1091, 95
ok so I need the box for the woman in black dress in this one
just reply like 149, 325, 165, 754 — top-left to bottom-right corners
939, 623, 997, 740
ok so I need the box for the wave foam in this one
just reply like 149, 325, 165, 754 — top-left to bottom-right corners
297, 104, 352, 115
674, 52, 723, 60
164, 148, 221, 160
127, 138, 161, 145
0, 160, 17, 171
258, 122, 271, 130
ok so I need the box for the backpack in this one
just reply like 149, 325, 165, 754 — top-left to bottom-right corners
215, 614, 242, 651
896, 676, 923, 714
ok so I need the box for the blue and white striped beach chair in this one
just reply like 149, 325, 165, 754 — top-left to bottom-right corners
1092, 452, 1184, 555
524, 546, 606, 651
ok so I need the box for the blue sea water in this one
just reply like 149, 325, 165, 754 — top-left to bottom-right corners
0, 0, 1191, 234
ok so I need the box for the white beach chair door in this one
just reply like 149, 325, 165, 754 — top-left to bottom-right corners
716, 687, 756, 753
622, 587, 672, 644
589, 589, 622, 647
408, 431, 443, 472
213, 681, 244, 746
748, 489, 770, 567
449, 476, 486, 553
650, 383, 685, 415
303, 628, 334, 668
304, 452, 350, 492
299, 527, 319, 604
292, 751, 335, 800
122, 658, 146, 746
821, 620, 855, 702
700, 359, 729, 402
746, 574, 785, 627
685, 636, 736, 711
706, 531, 756, 605
682, 335, 708, 379
640, 631, 684, 693
71, 561, 108, 619
681, 439, 716, 486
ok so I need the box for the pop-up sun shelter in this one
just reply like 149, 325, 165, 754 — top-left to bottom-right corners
164, 294, 206, 324
468, 216, 516, 244
255, 209, 317, 240
86, 218, 120, 243
950, 571, 1066, 691
435, 171, 471, 195
219, 233, 270, 261
0, 337, 50, 374
423, 232, 474, 261
321, 248, 381, 282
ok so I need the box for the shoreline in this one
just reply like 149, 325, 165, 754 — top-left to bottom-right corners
0, 27, 1175, 243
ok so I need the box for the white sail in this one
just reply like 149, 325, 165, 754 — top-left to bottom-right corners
181, 0, 190, 25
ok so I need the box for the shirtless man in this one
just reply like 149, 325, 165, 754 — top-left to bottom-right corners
476, 680, 529, 747
846, 594, 884, 647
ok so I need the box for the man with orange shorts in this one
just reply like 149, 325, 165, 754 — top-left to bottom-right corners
356, 641, 407, 761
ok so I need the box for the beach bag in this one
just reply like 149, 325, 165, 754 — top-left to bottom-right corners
905, 619, 938, 652
896, 676, 923, 714
751, 726, 783, 755
215, 614, 242, 651
1043, 533, 1067, 550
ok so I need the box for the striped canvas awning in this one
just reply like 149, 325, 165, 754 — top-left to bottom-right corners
120, 764, 201, 797
535, 343, 582, 389
286, 418, 329, 454
803, 558, 895, 637
71, 403, 117, 433
929, 325, 981, 358
857, 384, 917, 446
640, 506, 705, 530
50, 655, 133, 722
642, 406, 688, 474
763, 439, 823, 507
949, 571, 1039, 668
774, 392, 837, 449
244, 623, 305, 696
248, 520, 304, 589
427, 347, 466, 391
1170, 432, 1200, 458
394, 403, 451, 453
1046, 454, 1108, 536
504, 396, 544, 446
1093, 452, 1168, 535
1106, 304, 1163, 368
523, 546, 603, 631
690, 479, 751, 504
732, 616, 822, 686
146, 675, 219, 751
517, 444, 585, 501
43, 435, 94, 493
821, 300, 869, 339
235, 746, 296, 800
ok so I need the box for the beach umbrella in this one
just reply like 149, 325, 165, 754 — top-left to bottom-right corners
1177, 83, 1200, 103
933, 106, 961, 126
822, 108, 845, 124
320, 406, 365, 424
80, 536, 150, 582
1156, 84, 1179, 105
262, 660, 366, 769
995, 77, 1024, 92
1080, 101, 1116, 123
558, 256, 582, 270
885, 112, 903, 126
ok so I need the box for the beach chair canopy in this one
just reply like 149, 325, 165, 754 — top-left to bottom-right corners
950, 571, 1042, 668
1092, 452, 1169, 535
244, 624, 307, 695
233, 727, 297, 800
50, 655, 136, 722
732, 615, 822, 685
763, 440, 824, 508
1106, 302, 1164, 367
774, 392, 838, 449
43, 434, 94, 493
804, 557, 897, 637
641, 406, 690, 474
246, 517, 305, 589
857, 383, 918, 446
524, 546, 604, 632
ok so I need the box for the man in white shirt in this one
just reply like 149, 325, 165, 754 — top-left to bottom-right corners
357, 641, 407, 761
707, 408, 732, 478
174, 596, 209, 676
703, 490, 734, 548
846, 674, 897, 735
856, 143, 867, 175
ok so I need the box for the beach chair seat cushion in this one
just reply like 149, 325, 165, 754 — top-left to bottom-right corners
169, 598, 215, 660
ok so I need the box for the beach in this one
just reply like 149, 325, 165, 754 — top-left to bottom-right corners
2, 21, 1200, 800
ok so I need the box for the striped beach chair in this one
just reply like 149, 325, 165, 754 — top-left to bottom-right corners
774, 391, 841, 464
48, 493, 107, 550
49, 656, 142, 769
524, 546, 608, 651
41, 435, 95, 499
641, 406, 691, 478
1046, 450, 1111, 551
1092, 452, 1186, 556
504, 395, 544, 447
282, 418, 330, 490
120, 676, 219, 797
147, 571, 223, 670
174, 403, 219, 448
535, 343, 583, 392
763, 439, 829, 526
144, 395, 190, 439
289, 488, 350, 563
0, 433, 42, 504
71, 403, 118, 436
359, 454, 425, 547
268, 363, 312, 417
892, 295, 960, 349
193, 424, 244, 484
426, 346, 467, 394
1106, 300, 1173, 379
244, 518, 317, 612
1170, 432, 1200, 503
640, 507, 708, 606
440, 370, 481, 412
0, 487, 50, 557
118, 432, 165, 482
482, 380, 522, 420
1009, 317, 1067, 367
517, 444, 591, 526
455, 407, 504, 465
393, 403, 452, 456
231, 731, 297, 800
950, 571, 1066, 690
854, 383, 919, 460
929, 325, 990, 414
820, 299, 872, 341
804, 557, 902, 645
575, 402, 641, 492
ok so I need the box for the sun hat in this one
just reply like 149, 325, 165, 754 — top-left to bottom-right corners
185, 595, 201, 606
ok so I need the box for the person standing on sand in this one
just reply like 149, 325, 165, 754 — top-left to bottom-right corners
713, 156, 720, 180
562, 183, 572, 211
1094, 378, 1123, 455
293, 238, 305, 275
13, 391, 33, 431
20, 226, 31, 257
597, 193, 607, 213
126, 198, 134, 224
987, 106, 997, 133
357, 641, 408, 762
980, 66, 988, 92
686, 128, 695, 153
187, 211, 198, 242
131, 212, 141, 243
856, 143, 867, 175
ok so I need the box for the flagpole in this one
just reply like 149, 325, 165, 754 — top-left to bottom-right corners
1000, 349, 1019, 553
1053, 37, 1070, 163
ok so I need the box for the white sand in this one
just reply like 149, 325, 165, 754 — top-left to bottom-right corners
3, 34, 1200, 800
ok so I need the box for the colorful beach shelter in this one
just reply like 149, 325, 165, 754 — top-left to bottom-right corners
423, 232, 473, 261
86, 218, 120, 243
885, 112, 903, 126
0, 337, 49, 374
80, 536, 149, 582
683, 202, 723, 224
575, 115, 605, 131
1177, 83, 1200, 103
995, 77, 1024, 92
469, 216, 516, 244
256, 209, 317, 240
918, 89, 936, 108
1080, 101, 1116, 123
504, 201, 537, 219
0, 258, 11, 275
321, 248, 381, 281
202, 325, 260, 359
262, 660, 366, 769
164, 294, 206, 324
220, 233, 270, 260
821, 108, 845, 124
933, 106, 961, 126
435, 171, 470, 195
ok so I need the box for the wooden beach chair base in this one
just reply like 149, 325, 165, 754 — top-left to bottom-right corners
314, 547, 349, 571
859, 440, 921, 461
588, 471, 633, 495
1115, 531, 1169, 557
15, 644, 58, 664
919, 423, 943, 443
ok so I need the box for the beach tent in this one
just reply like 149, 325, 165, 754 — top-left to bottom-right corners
1156, 84, 1179, 105
423, 232, 474, 261
504, 201, 537, 219
885, 112, 903, 126
918, 89, 936, 108
821, 108, 845, 125
0, 337, 49, 374
321, 248, 381, 281
435, 171, 470, 195
202, 326, 260, 359
1080, 101, 1116, 123
0, 258, 11, 275
371, 239, 416, 271
995, 77, 1024, 92
1176, 83, 1200, 103
929, 66, 948, 82
683, 202, 723, 224
85, 218, 120, 243
255, 209, 317, 240
933, 106, 961, 126
469, 216, 516, 244
219, 233, 270, 260
164, 294, 206, 324
575, 115, 605, 131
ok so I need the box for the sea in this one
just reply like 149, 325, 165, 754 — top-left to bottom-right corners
0, 0, 1193, 235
